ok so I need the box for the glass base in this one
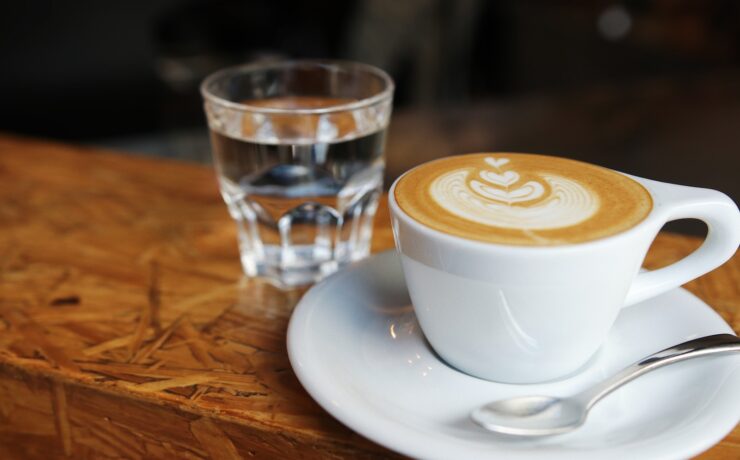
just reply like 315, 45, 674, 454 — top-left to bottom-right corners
240, 243, 371, 288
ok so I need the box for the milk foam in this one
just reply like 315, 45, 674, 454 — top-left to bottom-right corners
395, 152, 652, 245
429, 156, 599, 230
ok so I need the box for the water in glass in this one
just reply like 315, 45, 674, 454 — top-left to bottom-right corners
207, 96, 387, 287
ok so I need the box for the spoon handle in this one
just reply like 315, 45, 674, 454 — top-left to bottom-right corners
578, 333, 740, 410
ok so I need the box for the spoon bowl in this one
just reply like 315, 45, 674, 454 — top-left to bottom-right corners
471, 334, 740, 437
471, 396, 586, 436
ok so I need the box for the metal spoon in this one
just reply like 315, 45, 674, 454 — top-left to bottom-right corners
471, 333, 740, 436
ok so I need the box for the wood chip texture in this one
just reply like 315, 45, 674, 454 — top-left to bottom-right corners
0, 134, 736, 459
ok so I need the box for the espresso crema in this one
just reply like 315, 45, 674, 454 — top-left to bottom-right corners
394, 153, 652, 245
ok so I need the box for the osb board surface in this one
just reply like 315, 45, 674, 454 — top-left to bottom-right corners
0, 134, 737, 459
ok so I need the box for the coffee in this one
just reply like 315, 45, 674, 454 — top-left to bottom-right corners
394, 153, 652, 245
390, 153, 739, 382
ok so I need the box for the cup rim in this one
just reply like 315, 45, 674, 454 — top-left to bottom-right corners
200, 59, 395, 115
388, 159, 661, 254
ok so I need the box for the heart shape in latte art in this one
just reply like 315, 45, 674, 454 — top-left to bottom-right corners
478, 170, 520, 187
485, 157, 510, 168
471, 179, 545, 204
429, 156, 600, 230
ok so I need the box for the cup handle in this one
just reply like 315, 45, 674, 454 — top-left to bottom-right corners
623, 179, 740, 307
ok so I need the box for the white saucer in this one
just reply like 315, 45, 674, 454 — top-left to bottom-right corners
287, 251, 740, 460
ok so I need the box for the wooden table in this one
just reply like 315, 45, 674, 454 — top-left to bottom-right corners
0, 135, 737, 459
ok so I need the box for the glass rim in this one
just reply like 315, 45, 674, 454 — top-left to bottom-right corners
200, 59, 395, 115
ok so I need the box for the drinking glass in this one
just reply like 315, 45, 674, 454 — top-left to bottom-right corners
201, 60, 394, 287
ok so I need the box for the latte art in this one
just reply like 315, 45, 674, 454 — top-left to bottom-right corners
430, 156, 599, 230
395, 153, 652, 245
431, 169, 598, 229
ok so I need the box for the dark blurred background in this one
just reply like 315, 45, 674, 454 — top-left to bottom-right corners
1, 0, 739, 225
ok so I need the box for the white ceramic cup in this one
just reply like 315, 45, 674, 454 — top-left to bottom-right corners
389, 166, 740, 383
